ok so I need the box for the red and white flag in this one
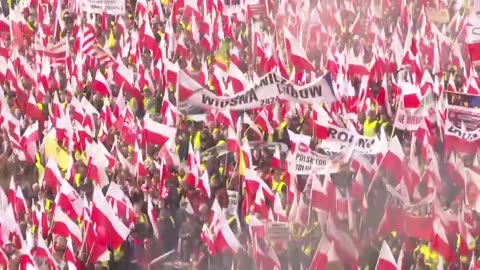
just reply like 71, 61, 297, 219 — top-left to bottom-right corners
143, 116, 177, 146
375, 241, 398, 270
92, 70, 111, 96
91, 187, 130, 250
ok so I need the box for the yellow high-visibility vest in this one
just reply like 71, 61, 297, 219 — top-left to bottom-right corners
363, 119, 378, 138
35, 153, 45, 183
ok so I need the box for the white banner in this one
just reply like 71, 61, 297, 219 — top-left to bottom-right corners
321, 124, 381, 154
180, 72, 337, 110
289, 142, 339, 175
81, 0, 126, 15
394, 108, 423, 131
445, 120, 480, 142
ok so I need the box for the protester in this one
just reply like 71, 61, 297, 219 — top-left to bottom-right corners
0, 0, 479, 269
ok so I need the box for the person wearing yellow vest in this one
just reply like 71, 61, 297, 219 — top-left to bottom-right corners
413, 243, 438, 269
142, 87, 156, 115
363, 107, 379, 138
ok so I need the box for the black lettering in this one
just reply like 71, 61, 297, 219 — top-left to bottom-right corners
472, 27, 480, 36
272, 73, 280, 83
337, 131, 348, 142
248, 92, 258, 103
357, 138, 366, 148
299, 89, 309, 99
259, 76, 269, 87
202, 95, 215, 105
296, 164, 304, 171
307, 156, 313, 164
239, 94, 249, 104
315, 159, 325, 166
276, 84, 282, 94
328, 128, 337, 139
230, 96, 238, 106
309, 86, 322, 97
290, 89, 299, 98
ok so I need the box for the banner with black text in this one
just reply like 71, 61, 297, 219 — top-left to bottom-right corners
179, 72, 337, 110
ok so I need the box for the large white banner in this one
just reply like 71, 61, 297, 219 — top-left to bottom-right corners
81, 0, 126, 15
180, 72, 337, 110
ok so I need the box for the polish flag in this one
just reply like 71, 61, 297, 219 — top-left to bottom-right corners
35, 234, 57, 270
7, 176, 15, 207
64, 237, 78, 269
163, 58, 179, 85
178, 70, 202, 101
273, 193, 287, 222
309, 235, 338, 270
283, 27, 315, 71
271, 146, 282, 169
198, 171, 212, 198
105, 182, 135, 227
147, 195, 159, 239
255, 109, 274, 135
380, 136, 405, 180
55, 180, 84, 220
91, 187, 130, 249
431, 219, 455, 262
311, 173, 335, 212
351, 171, 365, 200
467, 25, 480, 64
26, 92, 45, 121
43, 158, 63, 191
15, 187, 28, 215
141, 18, 160, 58
200, 224, 216, 254
143, 116, 177, 146
249, 215, 266, 238
19, 242, 36, 270
228, 62, 247, 93
227, 126, 241, 153
254, 186, 268, 217
214, 223, 242, 255
400, 83, 422, 109
52, 208, 83, 246
133, 141, 148, 177
375, 241, 398, 270
465, 168, 480, 212
92, 70, 110, 96
19, 121, 40, 147
245, 169, 274, 201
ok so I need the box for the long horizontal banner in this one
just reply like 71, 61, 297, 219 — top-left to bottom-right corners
180, 72, 337, 110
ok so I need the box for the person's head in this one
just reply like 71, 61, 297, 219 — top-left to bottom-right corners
380, 112, 388, 122
53, 235, 67, 252
367, 108, 376, 121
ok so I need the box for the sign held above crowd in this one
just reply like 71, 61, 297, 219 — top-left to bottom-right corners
179, 72, 337, 110
81, 0, 126, 15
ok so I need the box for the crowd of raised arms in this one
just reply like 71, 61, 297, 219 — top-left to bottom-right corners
0, 0, 479, 269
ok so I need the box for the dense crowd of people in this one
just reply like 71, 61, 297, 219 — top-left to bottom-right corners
0, 0, 478, 269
